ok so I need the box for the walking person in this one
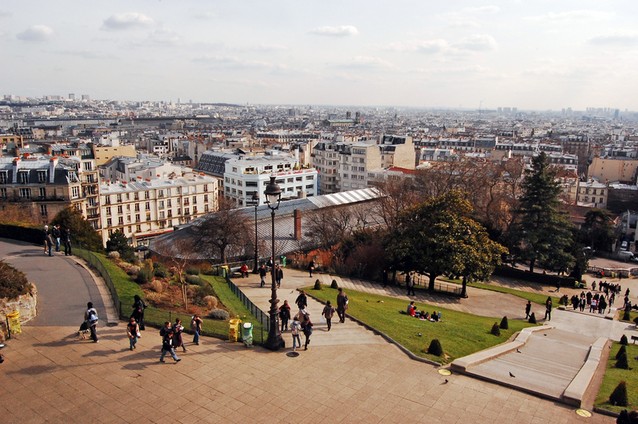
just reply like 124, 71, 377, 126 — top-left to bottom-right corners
290, 317, 302, 351
322, 301, 336, 331
279, 300, 291, 332
45, 228, 54, 257
43, 225, 49, 254
302, 313, 313, 350
525, 300, 532, 319
191, 314, 203, 345
258, 264, 267, 288
336, 288, 349, 323
84, 302, 99, 343
406, 272, 416, 296
126, 317, 140, 351
131, 294, 147, 331
173, 318, 187, 352
52, 225, 61, 252
295, 290, 308, 311
544, 297, 552, 321
160, 330, 181, 363
62, 227, 72, 256
275, 264, 284, 288
308, 260, 315, 278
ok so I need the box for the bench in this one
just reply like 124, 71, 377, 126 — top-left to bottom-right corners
631, 335, 638, 344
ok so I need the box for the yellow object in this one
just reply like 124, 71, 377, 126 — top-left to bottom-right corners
575, 409, 591, 418
438, 369, 451, 376
228, 318, 242, 342
7, 311, 21, 335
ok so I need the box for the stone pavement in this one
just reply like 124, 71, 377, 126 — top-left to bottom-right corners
0, 239, 616, 422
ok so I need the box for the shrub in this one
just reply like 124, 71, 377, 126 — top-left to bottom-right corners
427, 339, 443, 356
330, 280, 339, 289
202, 268, 217, 276
616, 351, 629, 369
616, 345, 627, 360
153, 264, 168, 278
185, 275, 202, 285
490, 322, 501, 336
126, 265, 141, 276
208, 308, 230, 320
186, 267, 199, 275
150, 280, 164, 293
203, 295, 218, 309
528, 312, 537, 324
107, 251, 120, 259
620, 334, 628, 346
313, 280, 322, 290
499, 316, 509, 330
609, 381, 628, 406
135, 268, 152, 284
0, 261, 32, 299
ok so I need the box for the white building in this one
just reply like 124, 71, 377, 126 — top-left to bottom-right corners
223, 155, 318, 207
98, 172, 218, 246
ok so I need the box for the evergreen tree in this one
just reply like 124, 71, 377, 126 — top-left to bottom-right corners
579, 209, 616, 252
51, 207, 103, 252
106, 230, 135, 261
511, 152, 575, 273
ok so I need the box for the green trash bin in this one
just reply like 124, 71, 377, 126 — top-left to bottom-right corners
281, 256, 287, 267
241, 322, 253, 347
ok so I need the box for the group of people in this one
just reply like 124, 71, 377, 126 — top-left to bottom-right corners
43, 224, 72, 256
275, 287, 349, 351
406, 301, 442, 322
156, 315, 203, 363
257, 262, 284, 288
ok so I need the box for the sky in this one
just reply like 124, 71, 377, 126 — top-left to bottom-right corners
2, 0, 638, 111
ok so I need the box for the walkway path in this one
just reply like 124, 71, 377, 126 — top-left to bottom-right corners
0, 239, 616, 423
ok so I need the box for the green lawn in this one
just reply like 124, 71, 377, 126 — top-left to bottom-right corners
595, 342, 638, 413
75, 248, 265, 343
306, 286, 534, 364
443, 278, 560, 306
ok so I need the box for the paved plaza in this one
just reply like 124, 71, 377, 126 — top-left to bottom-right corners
0, 238, 628, 423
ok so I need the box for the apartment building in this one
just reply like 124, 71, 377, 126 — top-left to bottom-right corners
98, 172, 218, 246
379, 135, 416, 169
576, 180, 608, 208
0, 155, 91, 224
223, 155, 318, 206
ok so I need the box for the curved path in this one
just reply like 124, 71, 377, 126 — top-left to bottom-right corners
0, 238, 614, 423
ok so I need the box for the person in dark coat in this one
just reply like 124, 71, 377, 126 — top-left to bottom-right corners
131, 295, 147, 330
295, 290, 308, 310
525, 300, 532, 319
62, 227, 72, 256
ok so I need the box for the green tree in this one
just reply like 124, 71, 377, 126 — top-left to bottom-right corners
106, 230, 135, 262
510, 152, 574, 273
50, 207, 103, 252
386, 190, 506, 293
579, 208, 616, 252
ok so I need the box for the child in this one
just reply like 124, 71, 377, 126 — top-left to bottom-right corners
290, 317, 302, 351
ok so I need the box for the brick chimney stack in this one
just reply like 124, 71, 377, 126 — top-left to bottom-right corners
293, 209, 302, 240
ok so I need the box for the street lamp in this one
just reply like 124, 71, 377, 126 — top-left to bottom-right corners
264, 175, 284, 350
252, 191, 260, 273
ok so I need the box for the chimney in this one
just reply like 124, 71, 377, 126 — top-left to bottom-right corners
12, 157, 20, 183
293, 209, 302, 240
49, 156, 58, 183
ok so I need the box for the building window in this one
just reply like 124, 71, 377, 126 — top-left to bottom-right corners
118, 217, 124, 225
135, 214, 140, 223
136, 225, 142, 232
40, 204, 47, 216
117, 205, 123, 214
19, 188, 31, 199
19, 172, 29, 184
0, 188, 6, 198
0, 172, 7, 184
117, 194, 122, 202
72, 187, 80, 199
38, 171, 47, 182
39, 187, 46, 198
107, 218, 112, 227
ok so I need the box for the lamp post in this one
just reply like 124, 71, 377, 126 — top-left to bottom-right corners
264, 175, 284, 350
252, 191, 259, 273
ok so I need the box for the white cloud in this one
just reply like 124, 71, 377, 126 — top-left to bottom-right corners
238, 43, 288, 52
454, 34, 497, 52
193, 55, 279, 70
310, 25, 358, 37
16, 25, 53, 42
526, 10, 613, 23
589, 32, 638, 46
387, 39, 449, 53
462, 5, 500, 14
192, 11, 216, 20
0, 10, 11, 18
147, 28, 181, 45
102, 12, 154, 31
342, 56, 395, 69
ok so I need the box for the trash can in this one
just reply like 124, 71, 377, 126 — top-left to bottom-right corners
281, 256, 287, 267
242, 322, 253, 347
6, 311, 21, 336
229, 318, 241, 342
221, 265, 229, 278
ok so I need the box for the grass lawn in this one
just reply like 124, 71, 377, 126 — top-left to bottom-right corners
595, 342, 638, 413
306, 286, 534, 364
443, 278, 560, 306
75, 248, 265, 342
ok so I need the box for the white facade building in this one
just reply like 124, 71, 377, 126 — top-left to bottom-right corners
98, 172, 218, 246
223, 155, 318, 206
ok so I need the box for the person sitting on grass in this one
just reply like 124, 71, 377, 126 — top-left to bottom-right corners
407, 301, 416, 316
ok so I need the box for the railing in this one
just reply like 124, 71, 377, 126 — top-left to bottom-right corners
225, 276, 269, 342
397, 271, 463, 297
74, 247, 122, 318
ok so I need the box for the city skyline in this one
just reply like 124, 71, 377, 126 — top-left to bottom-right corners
2, 0, 638, 111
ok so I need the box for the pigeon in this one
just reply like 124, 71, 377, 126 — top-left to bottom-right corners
516, 348, 522, 353
509, 372, 516, 378
442, 379, 449, 384
543, 334, 547, 336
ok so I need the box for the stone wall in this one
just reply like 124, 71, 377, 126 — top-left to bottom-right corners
0, 284, 38, 341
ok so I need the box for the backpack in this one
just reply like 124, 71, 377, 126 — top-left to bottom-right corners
87, 309, 98, 324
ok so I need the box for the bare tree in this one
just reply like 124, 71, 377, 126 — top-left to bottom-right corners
152, 236, 200, 311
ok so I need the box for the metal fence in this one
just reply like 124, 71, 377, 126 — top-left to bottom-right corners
396, 272, 463, 296
225, 275, 271, 338
74, 248, 122, 318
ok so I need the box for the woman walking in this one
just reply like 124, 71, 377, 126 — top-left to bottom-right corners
173, 318, 187, 352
